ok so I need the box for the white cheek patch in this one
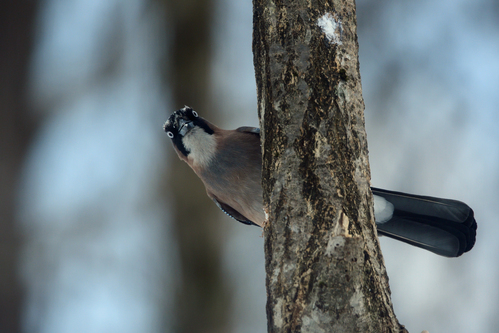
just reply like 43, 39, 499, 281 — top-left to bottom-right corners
373, 194, 394, 223
182, 127, 217, 167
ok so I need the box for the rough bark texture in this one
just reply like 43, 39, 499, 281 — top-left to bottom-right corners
252, 0, 408, 332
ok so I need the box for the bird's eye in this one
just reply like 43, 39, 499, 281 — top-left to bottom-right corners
166, 131, 174, 138
192, 110, 198, 117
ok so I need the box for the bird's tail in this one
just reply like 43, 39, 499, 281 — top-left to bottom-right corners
372, 187, 477, 257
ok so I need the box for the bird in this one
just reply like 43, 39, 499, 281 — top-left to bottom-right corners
163, 106, 477, 257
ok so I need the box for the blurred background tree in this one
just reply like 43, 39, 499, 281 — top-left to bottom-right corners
0, 1, 38, 332
162, 0, 231, 332
1, 0, 498, 332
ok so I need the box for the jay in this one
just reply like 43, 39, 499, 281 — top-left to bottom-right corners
163, 106, 477, 257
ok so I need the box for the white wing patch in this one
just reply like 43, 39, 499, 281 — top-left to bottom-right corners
373, 195, 394, 223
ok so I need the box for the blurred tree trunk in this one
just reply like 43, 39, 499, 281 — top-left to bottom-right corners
160, 1, 231, 332
253, 0, 407, 332
0, 1, 39, 332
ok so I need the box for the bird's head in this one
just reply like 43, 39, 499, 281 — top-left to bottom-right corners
163, 106, 217, 166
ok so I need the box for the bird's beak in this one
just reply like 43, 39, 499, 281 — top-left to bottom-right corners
178, 118, 194, 137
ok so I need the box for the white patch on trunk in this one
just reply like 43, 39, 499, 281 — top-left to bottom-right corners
373, 195, 394, 223
273, 298, 284, 328
317, 13, 342, 45
182, 127, 217, 167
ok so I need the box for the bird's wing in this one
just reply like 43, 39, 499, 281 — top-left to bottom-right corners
211, 196, 259, 227
235, 126, 260, 136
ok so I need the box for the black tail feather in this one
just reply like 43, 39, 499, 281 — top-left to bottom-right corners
372, 188, 477, 257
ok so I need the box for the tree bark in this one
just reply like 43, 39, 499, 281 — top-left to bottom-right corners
252, 0, 408, 332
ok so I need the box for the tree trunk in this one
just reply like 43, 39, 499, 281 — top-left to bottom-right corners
252, 0, 408, 332
161, 0, 231, 332
0, 1, 38, 332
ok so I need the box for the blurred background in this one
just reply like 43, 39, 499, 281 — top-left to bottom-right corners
1, 0, 498, 332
